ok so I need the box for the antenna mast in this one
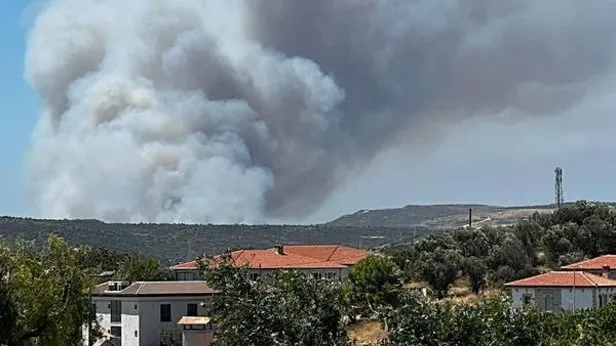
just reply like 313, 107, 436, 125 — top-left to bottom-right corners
555, 167, 564, 209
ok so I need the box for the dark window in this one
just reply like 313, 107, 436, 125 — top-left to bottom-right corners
110, 326, 122, 346
312, 273, 323, 280
160, 304, 171, 322
522, 295, 532, 305
187, 303, 198, 316
249, 272, 260, 281
111, 300, 122, 323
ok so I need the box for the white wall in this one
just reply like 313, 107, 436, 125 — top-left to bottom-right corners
173, 267, 350, 281
510, 287, 536, 309
561, 288, 594, 311
90, 296, 211, 346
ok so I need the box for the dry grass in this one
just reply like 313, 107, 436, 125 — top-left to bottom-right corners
347, 320, 387, 346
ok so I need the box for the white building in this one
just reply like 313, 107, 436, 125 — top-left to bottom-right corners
170, 244, 369, 281
86, 280, 217, 346
505, 270, 616, 311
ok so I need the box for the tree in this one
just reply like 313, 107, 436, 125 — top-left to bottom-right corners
0, 235, 92, 346
114, 253, 170, 281
463, 257, 487, 294
344, 255, 403, 315
160, 328, 182, 346
416, 248, 461, 298
202, 256, 350, 346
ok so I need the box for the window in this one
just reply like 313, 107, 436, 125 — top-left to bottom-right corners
110, 326, 122, 346
249, 272, 260, 281
325, 272, 337, 280
187, 303, 198, 316
312, 273, 323, 280
160, 304, 171, 322
111, 300, 122, 323
599, 294, 609, 307
176, 271, 196, 281
522, 294, 532, 305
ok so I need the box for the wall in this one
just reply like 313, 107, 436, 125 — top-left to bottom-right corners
173, 267, 350, 281
182, 328, 215, 346
510, 287, 535, 309
138, 296, 212, 346
560, 288, 594, 311
90, 295, 211, 346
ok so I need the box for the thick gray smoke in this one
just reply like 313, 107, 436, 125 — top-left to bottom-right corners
25, 0, 616, 223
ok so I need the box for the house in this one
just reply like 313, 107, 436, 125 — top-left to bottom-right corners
170, 244, 369, 281
505, 271, 616, 311
178, 316, 215, 346
85, 280, 217, 346
560, 255, 616, 279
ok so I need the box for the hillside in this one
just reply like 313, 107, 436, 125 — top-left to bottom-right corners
328, 204, 558, 228
0, 203, 571, 264
0, 217, 433, 264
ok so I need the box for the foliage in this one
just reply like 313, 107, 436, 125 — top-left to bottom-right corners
380, 292, 616, 346
388, 201, 616, 297
0, 217, 430, 263
160, 328, 183, 346
114, 253, 170, 281
343, 255, 403, 315
415, 248, 462, 298
202, 256, 350, 346
0, 235, 92, 346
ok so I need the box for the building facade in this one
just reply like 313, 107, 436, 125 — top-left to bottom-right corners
170, 244, 369, 281
505, 271, 616, 311
86, 281, 216, 346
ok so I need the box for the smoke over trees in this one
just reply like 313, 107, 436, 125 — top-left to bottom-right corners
24, 0, 616, 223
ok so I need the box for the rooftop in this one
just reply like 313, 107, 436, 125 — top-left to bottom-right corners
505, 271, 616, 288
561, 255, 616, 270
170, 245, 369, 271
92, 281, 217, 297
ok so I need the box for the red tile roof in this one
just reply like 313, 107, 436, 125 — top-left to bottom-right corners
505, 271, 616, 288
561, 255, 616, 270
281, 245, 369, 265
170, 245, 368, 270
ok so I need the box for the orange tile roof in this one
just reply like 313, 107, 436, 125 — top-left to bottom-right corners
505, 271, 616, 288
170, 245, 368, 270
281, 245, 369, 265
561, 255, 616, 270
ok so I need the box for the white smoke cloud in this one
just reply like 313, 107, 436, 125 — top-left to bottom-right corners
25, 0, 616, 223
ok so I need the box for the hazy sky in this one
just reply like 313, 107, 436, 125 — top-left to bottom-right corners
3, 1, 616, 224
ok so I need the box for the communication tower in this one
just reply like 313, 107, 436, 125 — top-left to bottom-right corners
555, 167, 563, 209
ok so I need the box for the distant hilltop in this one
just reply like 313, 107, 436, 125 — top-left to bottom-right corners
328, 203, 565, 229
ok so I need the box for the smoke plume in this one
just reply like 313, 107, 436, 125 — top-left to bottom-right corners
25, 0, 616, 223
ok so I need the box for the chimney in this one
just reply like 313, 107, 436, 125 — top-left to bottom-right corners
602, 265, 610, 278
274, 245, 284, 255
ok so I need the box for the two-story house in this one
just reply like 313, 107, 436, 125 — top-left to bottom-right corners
85, 280, 217, 346
169, 244, 369, 281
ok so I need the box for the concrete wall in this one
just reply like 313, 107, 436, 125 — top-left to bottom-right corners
510, 287, 536, 309
561, 288, 594, 311
182, 329, 214, 346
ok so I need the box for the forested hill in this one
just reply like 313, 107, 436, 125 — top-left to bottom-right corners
0, 217, 433, 264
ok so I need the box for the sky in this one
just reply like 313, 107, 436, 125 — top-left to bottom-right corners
2, 1, 616, 224
0, 1, 40, 217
